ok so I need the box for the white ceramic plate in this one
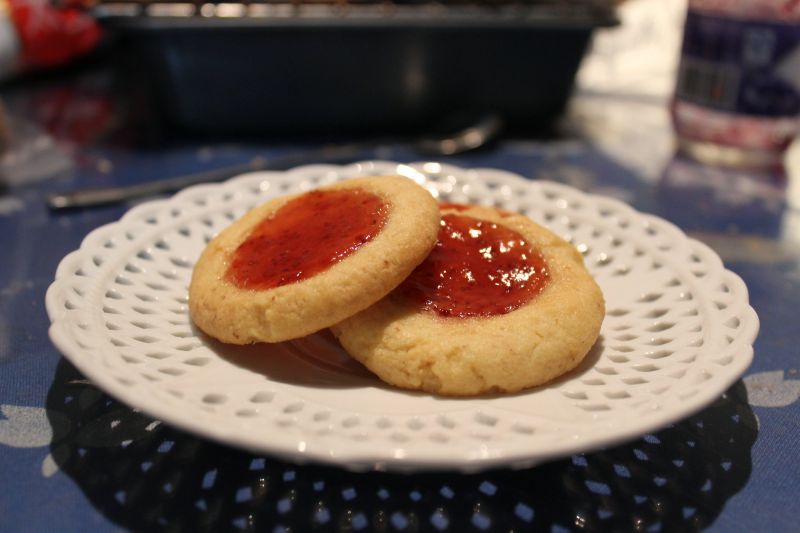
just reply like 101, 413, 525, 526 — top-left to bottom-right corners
46, 161, 758, 472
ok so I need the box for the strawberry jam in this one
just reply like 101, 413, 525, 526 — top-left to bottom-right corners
398, 214, 549, 318
439, 202, 515, 218
226, 188, 387, 290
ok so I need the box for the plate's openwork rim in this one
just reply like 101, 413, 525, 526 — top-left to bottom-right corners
46, 161, 758, 472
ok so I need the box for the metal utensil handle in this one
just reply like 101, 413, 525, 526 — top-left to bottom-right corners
46, 146, 363, 210
46, 162, 263, 210
46, 113, 502, 210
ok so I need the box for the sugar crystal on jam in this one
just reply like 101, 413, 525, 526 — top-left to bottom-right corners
398, 214, 549, 317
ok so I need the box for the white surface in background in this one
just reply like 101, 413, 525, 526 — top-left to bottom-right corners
577, 0, 688, 100
570, 0, 689, 181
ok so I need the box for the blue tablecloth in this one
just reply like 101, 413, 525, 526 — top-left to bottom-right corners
2, 21, 799, 533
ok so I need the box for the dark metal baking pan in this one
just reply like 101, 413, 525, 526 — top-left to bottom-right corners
100, 2, 618, 136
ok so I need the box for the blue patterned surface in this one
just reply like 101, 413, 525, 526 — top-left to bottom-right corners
2, 38, 800, 533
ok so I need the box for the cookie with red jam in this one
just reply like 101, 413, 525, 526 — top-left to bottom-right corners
331, 204, 604, 396
189, 176, 440, 343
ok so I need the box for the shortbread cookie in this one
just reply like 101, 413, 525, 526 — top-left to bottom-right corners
189, 176, 440, 343
332, 204, 604, 396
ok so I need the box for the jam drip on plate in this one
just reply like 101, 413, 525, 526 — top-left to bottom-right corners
227, 188, 388, 290
398, 213, 549, 318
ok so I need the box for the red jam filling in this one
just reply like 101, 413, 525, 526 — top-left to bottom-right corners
398, 213, 549, 318
439, 202, 515, 218
438, 202, 472, 212
226, 188, 388, 290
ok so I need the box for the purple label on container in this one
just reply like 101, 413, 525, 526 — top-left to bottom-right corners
676, 10, 800, 117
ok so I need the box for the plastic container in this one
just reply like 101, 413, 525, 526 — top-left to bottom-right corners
672, 0, 800, 170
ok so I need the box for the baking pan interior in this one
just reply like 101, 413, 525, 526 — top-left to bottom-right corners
102, 3, 617, 136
